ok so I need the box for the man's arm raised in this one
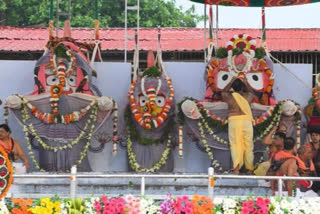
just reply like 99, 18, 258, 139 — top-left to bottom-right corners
241, 78, 255, 103
221, 76, 237, 101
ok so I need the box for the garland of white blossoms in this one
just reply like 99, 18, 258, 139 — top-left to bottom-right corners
22, 105, 98, 152
196, 100, 286, 146
200, 117, 228, 145
22, 105, 98, 171
127, 130, 172, 173
198, 119, 223, 171
253, 101, 283, 142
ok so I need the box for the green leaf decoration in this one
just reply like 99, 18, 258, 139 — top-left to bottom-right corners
142, 66, 161, 78
254, 47, 266, 59
215, 47, 228, 58
54, 44, 71, 61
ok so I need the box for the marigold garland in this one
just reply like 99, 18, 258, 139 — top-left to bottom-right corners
22, 105, 98, 171
128, 75, 174, 130
18, 95, 96, 125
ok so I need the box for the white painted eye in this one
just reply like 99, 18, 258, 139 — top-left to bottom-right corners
139, 95, 148, 107
217, 71, 232, 89
46, 75, 59, 85
245, 72, 263, 90
156, 96, 165, 107
67, 75, 77, 87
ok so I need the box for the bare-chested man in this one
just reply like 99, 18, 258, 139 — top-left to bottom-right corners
254, 126, 286, 176
271, 137, 298, 196
222, 77, 255, 174
296, 145, 318, 196
263, 126, 286, 159
305, 130, 320, 160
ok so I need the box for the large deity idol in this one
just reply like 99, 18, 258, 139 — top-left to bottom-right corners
126, 51, 176, 172
179, 34, 301, 172
4, 22, 117, 172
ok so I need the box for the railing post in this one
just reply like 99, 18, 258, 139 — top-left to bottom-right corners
278, 178, 283, 197
208, 167, 214, 200
70, 165, 77, 198
141, 176, 145, 196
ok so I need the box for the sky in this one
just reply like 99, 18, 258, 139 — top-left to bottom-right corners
174, 0, 320, 28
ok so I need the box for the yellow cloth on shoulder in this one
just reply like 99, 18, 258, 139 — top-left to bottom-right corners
228, 92, 254, 171
231, 92, 252, 119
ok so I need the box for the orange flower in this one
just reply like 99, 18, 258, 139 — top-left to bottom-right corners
10, 198, 33, 214
269, 79, 274, 85
191, 195, 214, 214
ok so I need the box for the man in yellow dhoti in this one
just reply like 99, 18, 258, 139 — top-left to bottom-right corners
222, 77, 255, 174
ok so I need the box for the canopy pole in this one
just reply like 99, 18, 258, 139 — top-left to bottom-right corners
215, 5, 219, 48
262, 7, 266, 43
95, 0, 98, 20
204, 4, 207, 63
49, 0, 54, 20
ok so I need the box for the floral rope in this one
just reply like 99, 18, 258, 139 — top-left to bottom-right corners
22, 105, 98, 171
112, 101, 118, 155
22, 105, 98, 152
127, 130, 172, 173
198, 120, 223, 171
19, 95, 97, 124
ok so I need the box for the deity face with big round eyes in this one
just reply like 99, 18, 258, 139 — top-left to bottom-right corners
45, 61, 77, 94
33, 43, 92, 96
205, 34, 275, 105
128, 69, 175, 130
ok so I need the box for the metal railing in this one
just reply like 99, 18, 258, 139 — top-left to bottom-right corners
12, 167, 320, 198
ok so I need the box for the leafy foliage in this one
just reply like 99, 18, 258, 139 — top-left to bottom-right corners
215, 47, 228, 58
142, 66, 161, 78
254, 47, 266, 59
1, 0, 203, 27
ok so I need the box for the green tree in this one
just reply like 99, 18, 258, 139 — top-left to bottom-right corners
0, 0, 203, 27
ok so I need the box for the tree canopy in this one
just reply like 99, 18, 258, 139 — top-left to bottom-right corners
0, 0, 203, 28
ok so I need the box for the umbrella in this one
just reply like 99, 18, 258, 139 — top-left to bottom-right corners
188, 0, 320, 7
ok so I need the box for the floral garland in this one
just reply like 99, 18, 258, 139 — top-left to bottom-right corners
127, 130, 172, 173
198, 120, 224, 172
128, 75, 174, 130
227, 34, 256, 74
0, 146, 12, 200
178, 99, 301, 152
49, 48, 76, 78
22, 105, 98, 171
125, 107, 175, 146
18, 95, 96, 124
3, 106, 8, 125
178, 125, 183, 157
22, 105, 97, 152
112, 100, 118, 155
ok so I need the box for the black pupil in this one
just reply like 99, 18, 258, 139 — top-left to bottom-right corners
70, 78, 74, 82
222, 74, 228, 81
253, 75, 259, 81
52, 78, 56, 81
158, 100, 161, 103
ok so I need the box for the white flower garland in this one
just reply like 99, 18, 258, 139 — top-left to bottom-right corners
198, 120, 223, 171
23, 105, 98, 171
127, 131, 172, 173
